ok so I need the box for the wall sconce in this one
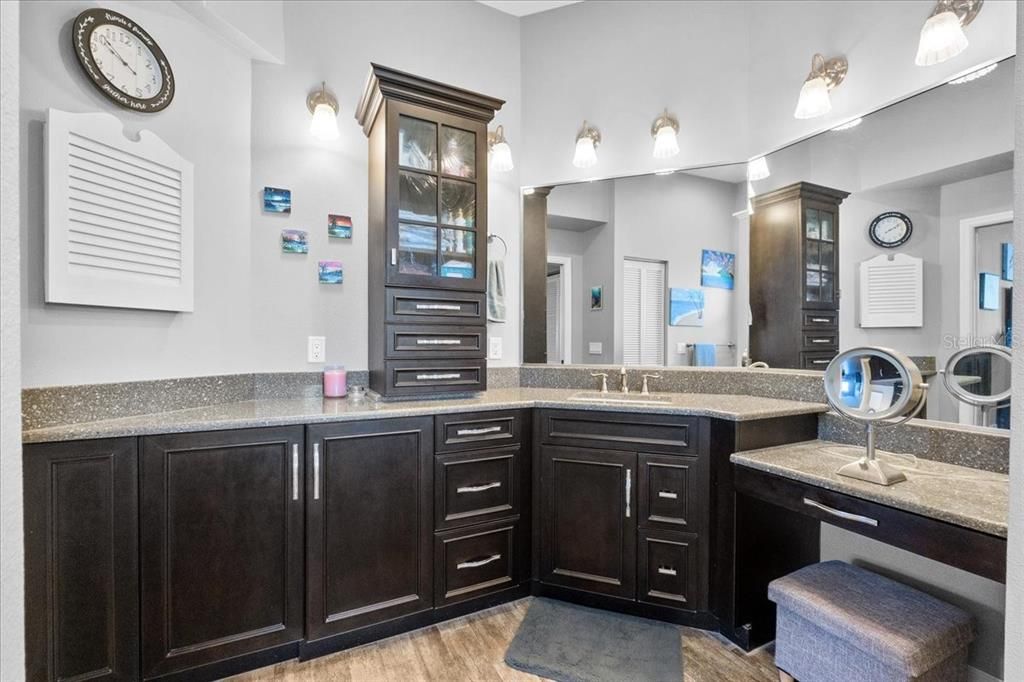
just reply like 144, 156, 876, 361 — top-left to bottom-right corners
747, 156, 770, 181
307, 81, 339, 141
793, 53, 848, 119
915, 0, 983, 66
488, 125, 514, 172
572, 120, 601, 169
650, 109, 680, 159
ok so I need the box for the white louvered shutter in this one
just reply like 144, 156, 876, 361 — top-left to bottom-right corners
859, 254, 923, 328
622, 261, 642, 364
622, 259, 666, 365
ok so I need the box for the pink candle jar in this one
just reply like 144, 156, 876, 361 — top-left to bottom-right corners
323, 365, 347, 398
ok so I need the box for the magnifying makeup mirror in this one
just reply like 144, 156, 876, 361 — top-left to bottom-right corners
823, 347, 929, 486
941, 344, 1012, 428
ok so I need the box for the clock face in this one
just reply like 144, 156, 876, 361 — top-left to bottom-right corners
72, 9, 174, 113
869, 212, 912, 248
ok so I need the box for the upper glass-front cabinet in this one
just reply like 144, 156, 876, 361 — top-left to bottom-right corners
389, 106, 486, 290
803, 205, 838, 307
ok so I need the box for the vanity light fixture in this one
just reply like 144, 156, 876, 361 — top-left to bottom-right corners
572, 120, 601, 169
793, 53, 848, 119
947, 60, 998, 84
488, 125, 514, 172
307, 81, 339, 141
650, 109, 680, 159
747, 156, 770, 181
831, 117, 863, 131
915, 0, 983, 67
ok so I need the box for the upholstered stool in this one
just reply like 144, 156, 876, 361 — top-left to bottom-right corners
768, 561, 974, 682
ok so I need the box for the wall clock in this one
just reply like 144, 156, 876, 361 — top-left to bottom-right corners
868, 211, 912, 248
72, 8, 175, 113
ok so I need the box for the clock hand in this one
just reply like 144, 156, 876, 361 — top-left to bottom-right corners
99, 36, 137, 76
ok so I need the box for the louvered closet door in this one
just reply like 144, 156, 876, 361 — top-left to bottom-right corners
546, 273, 562, 363
623, 259, 666, 365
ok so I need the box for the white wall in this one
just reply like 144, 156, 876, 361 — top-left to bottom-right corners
175, 0, 286, 63
250, 0, 522, 370
1, 2, 23, 679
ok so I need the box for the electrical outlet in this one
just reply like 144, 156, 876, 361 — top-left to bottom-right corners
488, 336, 503, 360
307, 336, 326, 363
588, 342, 602, 355
676, 342, 688, 354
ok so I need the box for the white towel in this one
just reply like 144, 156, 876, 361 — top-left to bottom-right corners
487, 259, 506, 323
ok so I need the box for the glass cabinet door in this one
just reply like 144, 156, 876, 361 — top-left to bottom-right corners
804, 207, 836, 305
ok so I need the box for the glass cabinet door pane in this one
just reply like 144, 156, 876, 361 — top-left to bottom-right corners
440, 229, 476, 279
805, 271, 820, 302
821, 272, 834, 301
440, 179, 476, 227
399, 171, 437, 223
440, 126, 476, 178
820, 212, 834, 241
398, 224, 438, 276
820, 242, 834, 271
805, 209, 820, 239
399, 116, 437, 171
806, 242, 820, 270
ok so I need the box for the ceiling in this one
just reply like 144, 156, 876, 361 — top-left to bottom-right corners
477, 1, 582, 17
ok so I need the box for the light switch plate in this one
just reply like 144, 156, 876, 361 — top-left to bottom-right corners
307, 336, 326, 363
588, 342, 603, 355
488, 336, 503, 360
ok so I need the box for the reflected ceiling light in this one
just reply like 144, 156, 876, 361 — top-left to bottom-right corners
522, 187, 536, 195
747, 180, 755, 215
307, 81, 340, 141
831, 117, 863, 131
793, 53, 848, 119
655, 169, 677, 176
572, 120, 601, 169
650, 109, 680, 159
915, 0, 983, 67
487, 125, 514, 172
947, 60, 998, 84
747, 156, 770, 181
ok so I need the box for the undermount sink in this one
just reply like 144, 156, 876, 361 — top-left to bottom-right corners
569, 391, 673, 405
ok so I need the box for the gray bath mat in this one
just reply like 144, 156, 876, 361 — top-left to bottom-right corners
504, 598, 683, 682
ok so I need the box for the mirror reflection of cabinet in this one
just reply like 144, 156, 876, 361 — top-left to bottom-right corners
357, 65, 504, 397
750, 182, 849, 370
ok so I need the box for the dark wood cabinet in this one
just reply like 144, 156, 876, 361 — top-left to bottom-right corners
357, 64, 504, 398
24, 438, 139, 682
539, 445, 636, 598
139, 427, 305, 679
750, 181, 849, 369
305, 417, 434, 643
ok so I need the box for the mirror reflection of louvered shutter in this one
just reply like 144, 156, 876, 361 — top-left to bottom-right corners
623, 262, 642, 364
623, 259, 666, 366
546, 273, 561, 363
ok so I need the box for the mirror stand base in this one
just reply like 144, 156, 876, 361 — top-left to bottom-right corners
836, 457, 907, 486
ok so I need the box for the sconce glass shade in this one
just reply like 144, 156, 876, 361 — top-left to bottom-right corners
915, 10, 969, 66
573, 137, 597, 168
652, 125, 680, 159
747, 156, 770, 181
794, 76, 831, 119
488, 125, 514, 172
310, 102, 339, 141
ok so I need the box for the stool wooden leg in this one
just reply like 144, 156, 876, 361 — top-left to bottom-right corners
778, 670, 795, 682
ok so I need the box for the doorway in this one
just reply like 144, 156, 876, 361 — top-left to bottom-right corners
546, 255, 573, 364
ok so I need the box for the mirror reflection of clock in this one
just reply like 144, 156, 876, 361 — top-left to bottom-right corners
868, 212, 912, 248
89, 24, 162, 100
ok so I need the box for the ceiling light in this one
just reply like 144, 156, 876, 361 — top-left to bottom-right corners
522, 187, 536, 195
947, 60, 998, 84
307, 81, 339, 141
747, 156, 770, 181
572, 120, 601, 169
915, 0, 982, 66
650, 109, 680, 159
831, 117, 863, 131
793, 53, 848, 120
488, 125, 514, 172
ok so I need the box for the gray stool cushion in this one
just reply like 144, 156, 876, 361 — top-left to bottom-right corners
768, 561, 975, 681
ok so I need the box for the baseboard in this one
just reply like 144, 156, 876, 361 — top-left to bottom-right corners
531, 581, 720, 630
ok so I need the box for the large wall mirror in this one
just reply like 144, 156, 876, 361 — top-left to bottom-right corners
521, 56, 1014, 431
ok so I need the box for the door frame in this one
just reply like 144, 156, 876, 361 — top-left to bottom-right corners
547, 255, 573, 364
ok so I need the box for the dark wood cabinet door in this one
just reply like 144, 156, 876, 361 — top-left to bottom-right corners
306, 417, 433, 641
24, 438, 139, 682
539, 445, 636, 598
140, 427, 305, 679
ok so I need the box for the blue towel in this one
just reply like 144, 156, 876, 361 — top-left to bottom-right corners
694, 343, 716, 367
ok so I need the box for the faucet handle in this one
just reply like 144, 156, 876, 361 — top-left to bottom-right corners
640, 373, 662, 396
591, 372, 609, 394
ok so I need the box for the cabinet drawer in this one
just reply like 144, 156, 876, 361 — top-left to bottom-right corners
638, 453, 707, 534
435, 447, 519, 530
385, 288, 486, 325
540, 409, 696, 454
436, 411, 521, 453
385, 359, 486, 396
802, 310, 837, 329
434, 519, 518, 606
800, 350, 838, 370
801, 332, 837, 351
638, 529, 703, 611
386, 324, 486, 359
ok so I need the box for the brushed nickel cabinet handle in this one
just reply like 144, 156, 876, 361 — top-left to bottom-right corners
457, 481, 502, 494
457, 554, 501, 570
292, 444, 299, 501
417, 373, 461, 380
657, 567, 677, 576
313, 443, 321, 501
810, 317, 831, 323
416, 339, 462, 345
803, 498, 878, 527
456, 426, 502, 436
811, 359, 830, 365
811, 338, 831, 344
625, 469, 632, 518
415, 303, 460, 311
658, 490, 678, 500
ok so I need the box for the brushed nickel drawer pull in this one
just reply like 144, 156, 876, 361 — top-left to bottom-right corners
313, 443, 321, 501
456, 426, 503, 436
803, 498, 878, 527
625, 469, 632, 518
811, 359, 830, 365
457, 481, 502, 494
658, 490, 678, 500
811, 338, 832, 344
416, 373, 462, 380
810, 317, 831, 323
416, 339, 462, 345
415, 303, 461, 311
457, 554, 501, 570
292, 444, 299, 501
657, 567, 677, 576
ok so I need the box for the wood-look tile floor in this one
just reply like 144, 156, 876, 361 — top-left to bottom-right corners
229, 599, 779, 682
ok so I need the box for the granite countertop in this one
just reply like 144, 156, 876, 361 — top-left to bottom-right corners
731, 440, 1008, 538
22, 387, 826, 444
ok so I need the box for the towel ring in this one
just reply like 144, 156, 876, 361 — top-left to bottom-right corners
487, 233, 508, 258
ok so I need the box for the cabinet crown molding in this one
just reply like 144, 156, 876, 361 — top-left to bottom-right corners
751, 181, 850, 210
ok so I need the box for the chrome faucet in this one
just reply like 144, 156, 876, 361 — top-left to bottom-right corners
591, 372, 609, 394
618, 367, 630, 394
640, 373, 661, 396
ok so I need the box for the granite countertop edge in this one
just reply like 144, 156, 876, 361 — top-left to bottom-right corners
731, 445, 1008, 538
22, 389, 827, 444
